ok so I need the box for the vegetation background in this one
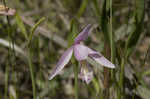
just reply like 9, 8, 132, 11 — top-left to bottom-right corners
0, 0, 149, 99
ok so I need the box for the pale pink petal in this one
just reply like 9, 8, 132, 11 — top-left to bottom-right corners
78, 61, 93, 84
73, 44, 89, 61
88, 48, 115, 68
49, 47, 73, 80
74, 24, 92, 44
0, 8, 16, 16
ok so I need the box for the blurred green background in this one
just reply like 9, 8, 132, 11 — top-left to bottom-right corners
0, 0, 149, 99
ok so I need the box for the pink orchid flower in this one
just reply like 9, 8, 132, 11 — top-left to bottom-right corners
0, 5, 16, 16
49, 24, 115, 84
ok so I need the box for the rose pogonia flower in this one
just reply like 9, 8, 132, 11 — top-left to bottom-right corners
49, 24, 115, 84
0, 5, 16, 16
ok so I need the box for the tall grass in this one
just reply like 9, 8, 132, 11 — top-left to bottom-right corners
2, 0, 17, 99
27, 17, 45, 99
15, 14, 45, 99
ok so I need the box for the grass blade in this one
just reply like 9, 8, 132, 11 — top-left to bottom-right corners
28, 17, 45, 45
125, 0, 145, 58
77, 0, 89, 18
15, 13, 28, 40
27, 17, 45, 99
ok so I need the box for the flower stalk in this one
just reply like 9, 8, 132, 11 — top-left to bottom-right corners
73, 62, 78, 99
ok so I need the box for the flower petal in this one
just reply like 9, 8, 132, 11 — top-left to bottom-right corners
74, 44, 89, 61
49, 47, 73, 80
74, 24, 92, 44
88, 48, 115, 68
0, 5, 16, 16
78, 61, 93, 84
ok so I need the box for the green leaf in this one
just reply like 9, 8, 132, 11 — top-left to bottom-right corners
100, 0, 109, 41
67, 19, 78, 47
15, 12, 28, 39
136, 0, 145, 23
77, 0, 89, 18
28, 17, 45, 45
125, 0, 145, 58
92, 0, 101, 18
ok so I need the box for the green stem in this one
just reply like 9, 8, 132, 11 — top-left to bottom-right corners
3, 0, 16, 98
73, 63, 78, 99
118, 58, 125, 99
28, 46, 36, 99
4, 63, 9, 99
110, 0, 114, 62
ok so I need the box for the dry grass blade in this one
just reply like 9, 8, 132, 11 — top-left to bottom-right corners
0, 38, 26, 57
